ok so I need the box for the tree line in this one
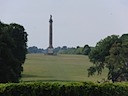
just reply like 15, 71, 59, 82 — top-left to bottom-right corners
0, 22, 27, 83
58, 45, 91, 55
28, 45, 92, 55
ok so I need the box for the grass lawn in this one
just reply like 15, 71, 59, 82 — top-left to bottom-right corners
21, 54, 108, 82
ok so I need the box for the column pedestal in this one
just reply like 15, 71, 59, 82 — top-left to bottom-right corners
47, 47, 54, 55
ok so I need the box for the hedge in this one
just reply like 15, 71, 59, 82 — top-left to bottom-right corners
0, 82, 128, 96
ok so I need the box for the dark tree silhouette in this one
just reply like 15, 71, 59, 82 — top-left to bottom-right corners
0, 22, 28, 83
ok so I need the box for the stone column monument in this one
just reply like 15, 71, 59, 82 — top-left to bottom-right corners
47, 15, 54, 55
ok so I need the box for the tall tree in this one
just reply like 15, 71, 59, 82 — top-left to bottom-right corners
105, 34, 128, 82
88, 34, 128, 82
105, 42, 128, 82
0, 22, 27, 83
88, 35, 119, 75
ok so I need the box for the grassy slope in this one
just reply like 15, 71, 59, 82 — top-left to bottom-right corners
21, 54, 108, 82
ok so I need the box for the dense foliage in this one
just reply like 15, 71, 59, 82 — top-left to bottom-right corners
0, 82, 128, 96
0, 22, 27, 83
88, 34, 128, 82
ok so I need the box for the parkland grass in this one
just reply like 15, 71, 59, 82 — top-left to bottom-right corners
21, 54, 108, 82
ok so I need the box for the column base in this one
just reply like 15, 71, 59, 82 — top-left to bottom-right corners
47, 47, 54, 55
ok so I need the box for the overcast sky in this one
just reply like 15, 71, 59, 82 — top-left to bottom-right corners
0, 0, 128, 48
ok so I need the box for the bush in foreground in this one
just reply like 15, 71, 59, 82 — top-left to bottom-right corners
0, 82, 128, 96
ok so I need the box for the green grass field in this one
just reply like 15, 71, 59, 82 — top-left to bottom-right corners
21, 54, 108, 82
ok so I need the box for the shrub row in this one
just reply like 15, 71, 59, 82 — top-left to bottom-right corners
0, 82, 128, 96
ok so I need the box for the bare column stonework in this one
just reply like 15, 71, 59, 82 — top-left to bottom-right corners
47, 15, 54, 55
